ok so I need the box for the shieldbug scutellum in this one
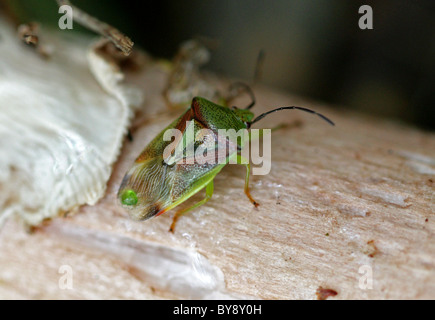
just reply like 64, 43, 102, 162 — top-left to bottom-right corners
118, 93, 334, 232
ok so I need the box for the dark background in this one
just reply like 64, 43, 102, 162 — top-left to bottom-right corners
3, 0, 435, 131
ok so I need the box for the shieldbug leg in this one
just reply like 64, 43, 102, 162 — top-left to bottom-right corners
169, 180, 214, 233
237, 155, 259, 208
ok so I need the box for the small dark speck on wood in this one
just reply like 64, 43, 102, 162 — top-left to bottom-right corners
316, 286, 338, 300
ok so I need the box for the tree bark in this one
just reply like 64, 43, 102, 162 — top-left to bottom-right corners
0, 65, 434, 300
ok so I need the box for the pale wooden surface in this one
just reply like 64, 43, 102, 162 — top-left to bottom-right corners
0, 64, 434, 299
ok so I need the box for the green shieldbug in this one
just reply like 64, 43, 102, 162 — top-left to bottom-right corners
118, 94, 334, 232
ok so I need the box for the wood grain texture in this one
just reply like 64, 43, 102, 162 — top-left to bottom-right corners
1, 64, 434, 300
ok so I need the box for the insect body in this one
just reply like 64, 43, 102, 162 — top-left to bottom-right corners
118, 96, 334, 232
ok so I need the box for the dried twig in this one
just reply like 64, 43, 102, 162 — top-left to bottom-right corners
56, 0, 134, 56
